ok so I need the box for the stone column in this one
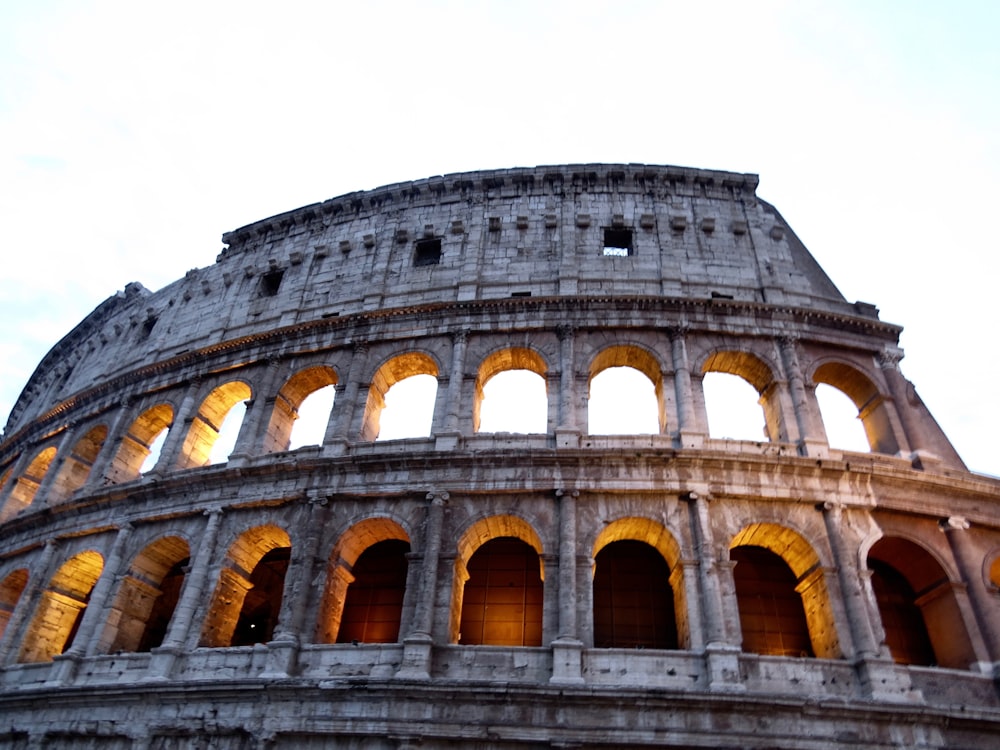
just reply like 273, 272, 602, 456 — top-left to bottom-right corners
149, 508, 224, 678
0, 451, 35, 520
875, 348, 915, 455
34, 425, 77, 507
49, 523, 133, 683
151, 378, 202, 474
83, 398, 132, 492
397, 491, 446, 679
264, 495, 327, 677
229, 358, 284, 464
942, 516, 999, 667
551, 489, 584, 685
0, 539, 59, 664
683, 491, 742, 691
819, 503, 878, 660
778, 337, 828, 456
555, 326, 581, 447
436, 330, 468, 450
670, 328, 706, 447
323, 341, 368, 453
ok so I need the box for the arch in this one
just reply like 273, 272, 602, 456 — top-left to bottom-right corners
178, 381, 253, 468
867, 536, 975, 669
361, 352, 439, 441
106, 403, 174, 484
592, 517, 681, 568
813, 362, 898, 455
0, 446, 58, 521
19, 550, 104, 663
593, 540, 679, 649
451, 514, 545, 644
99, 535, 191, 653
263, 365, 339, 453
729, 523, 839, 659
814, 383, 870, 452
0, 568, 28, 641
200, 524, 291, 647
47, 424, 108, 504
335, 539, 411, 644
701, 350, 779, 441
458, 537, 543, 647
315, 517, 411, 644
474, 347, 548, 433
587, 345, 664, 435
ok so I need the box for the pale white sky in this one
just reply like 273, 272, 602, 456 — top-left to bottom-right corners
1, 1, 997, 474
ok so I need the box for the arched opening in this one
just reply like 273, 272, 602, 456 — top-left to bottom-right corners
459, 537, 543, 647
178, 381, 252, 469
0, 569, 28, 640
815, 383, 870, 452
200, 525, 291, 647
475, 348, 548, 434
813, 362, 898, 454
230, 547, 290, 646
315, 517, 411, 644
989, 554, 1000, 590
264, 365, 339, 452
593, 541, 677, 649
729, 523, 840, 659
47, 425, 108, 504
702, 351, 780, 442
587, 346, 663, 435
731, 546, 814, 657
0, 446, 58, 521
99, 536, 190, 654
336, 539, 410, 643
19, 550, 103, 663
362, 353, 439, 441
867, 536, 974, 669
106, 404, 173, 483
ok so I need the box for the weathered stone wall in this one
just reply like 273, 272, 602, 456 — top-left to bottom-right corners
0, 165, 996, 748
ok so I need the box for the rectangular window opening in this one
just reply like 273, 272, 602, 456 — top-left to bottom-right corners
603, 228, 633, 257
414, 238, 442, 267
260, 269, 285, 297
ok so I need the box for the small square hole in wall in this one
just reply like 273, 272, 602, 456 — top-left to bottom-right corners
603, 228, 633, 257
260, 269, 285, 297
414, 238, 442, 266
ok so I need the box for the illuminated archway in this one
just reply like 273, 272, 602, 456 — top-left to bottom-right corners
264, 365, 339, 452
868, 536, 975, 669
729, 523, 840, 659
178, 381, 252, 468
587, 345, 663, 434
452, 515, 544, 645
0, 446, 57, 521
99, 536, 190, 653
361, 352, 439, 441
47, 425, 108, 504
315, 517, 411, 644
106, 403, 173, 483
19, 550, 104, 663
200, 525, 291, 647
474, 347, 548, 433
702, 351, 778, 442
813, 362, 898, 455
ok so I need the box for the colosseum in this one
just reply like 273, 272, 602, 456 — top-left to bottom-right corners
0, 163, 997, 748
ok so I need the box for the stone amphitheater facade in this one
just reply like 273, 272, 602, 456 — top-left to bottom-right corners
0, 164, 998, 749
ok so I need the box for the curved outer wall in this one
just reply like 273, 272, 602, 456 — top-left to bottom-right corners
0, 164, 996, 748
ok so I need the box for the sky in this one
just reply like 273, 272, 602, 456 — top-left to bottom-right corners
0, 1, 997, 475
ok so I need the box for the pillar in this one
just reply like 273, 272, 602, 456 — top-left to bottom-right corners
551, 488, 584, 685
229, 358, 284, 464
82, 398, 133, 492
323, 341, 368, 453
49, 523, 133, 683
670, 328, 706, 447
942, 516, 999, 667
149, 508, 224, 678
778, 336, 827, 456
436, 331, 468, 450
555, 326, 582, 447
0, 539, 59, 664
151, 378, 202, 474
397, 491, 446, 679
